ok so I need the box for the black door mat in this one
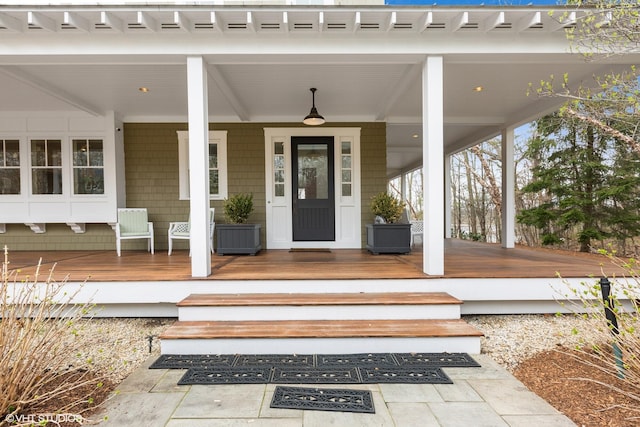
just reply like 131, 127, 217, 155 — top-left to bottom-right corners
151, 352, 480, 370
149, 354, 237, 369
178, 365, 453, 385
359, 366, 452, 384
270, 386, 375, 414
153, 352, 479, 385
178, 367, 272, 385
317, 353, 398, 367
272, 367, 362, 384
394, 352, 481, 367
236, 354, 315, 367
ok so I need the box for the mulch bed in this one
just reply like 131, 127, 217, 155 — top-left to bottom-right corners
514, 347, 640, 427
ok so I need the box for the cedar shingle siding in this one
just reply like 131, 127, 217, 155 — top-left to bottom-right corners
1, 122, 386, 251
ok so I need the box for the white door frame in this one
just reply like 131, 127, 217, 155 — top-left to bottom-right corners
264, 127, 361, 249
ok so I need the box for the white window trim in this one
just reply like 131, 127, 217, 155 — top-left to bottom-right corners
177, 130, 228, 200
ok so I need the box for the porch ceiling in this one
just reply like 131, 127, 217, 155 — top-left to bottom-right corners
0, 5, 637, 176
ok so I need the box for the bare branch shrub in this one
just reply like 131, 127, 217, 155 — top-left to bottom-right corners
557, 250, 640, 415
1, 246, 106, 426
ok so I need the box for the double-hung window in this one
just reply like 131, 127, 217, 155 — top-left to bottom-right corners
31, 139, 62, 195
0, 139, 20, 195
177, 130, 228, 200
72, 139, 105, 195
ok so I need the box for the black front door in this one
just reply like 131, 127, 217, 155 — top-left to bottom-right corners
292, 136, 335, 241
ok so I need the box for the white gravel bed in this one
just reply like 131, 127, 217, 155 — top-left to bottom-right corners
466, 314, 603, 371
66, 318, 174, 382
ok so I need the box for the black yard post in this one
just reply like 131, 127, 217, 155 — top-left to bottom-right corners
600, 277, 624, 379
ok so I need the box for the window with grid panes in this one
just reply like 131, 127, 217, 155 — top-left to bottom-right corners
31, 139, 62, 195
0, 139, 20, 195
72, 139, 104, 195
341, 141, 352, 197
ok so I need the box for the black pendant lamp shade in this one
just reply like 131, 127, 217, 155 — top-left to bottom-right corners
303, 88, 325, 126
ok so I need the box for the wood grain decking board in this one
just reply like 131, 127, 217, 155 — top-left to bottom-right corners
159, 319, 484, 340
177, 292, 462, 307
3, 239, 625, 282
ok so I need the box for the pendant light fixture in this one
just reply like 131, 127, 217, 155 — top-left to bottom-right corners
303, 87, 325, 126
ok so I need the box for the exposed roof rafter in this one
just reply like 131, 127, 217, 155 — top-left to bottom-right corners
28, 11, 56, 32
0, 12, 22, 32
375, 63, 422, 122
206, 64, 250, 122
0, 65, 103, 116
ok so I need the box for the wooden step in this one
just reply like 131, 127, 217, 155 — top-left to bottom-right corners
159, 319, 483, 355
177, 292, 462, 307
176, 292, 463, 321
161, 319, 482, 339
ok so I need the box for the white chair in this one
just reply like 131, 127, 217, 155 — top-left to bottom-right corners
115, 208, 154, 256
168, 208, 215, 255
410, 220, 423, 247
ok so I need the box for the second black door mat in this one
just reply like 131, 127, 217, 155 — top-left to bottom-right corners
178, 365, 453, 385
150, 352, 480, 370
270, 386, 375, 414
153, 352, 480, 385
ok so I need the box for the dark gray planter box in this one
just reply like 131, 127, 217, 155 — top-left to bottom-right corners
365, 223, 411, 254
217, 224, 262, 255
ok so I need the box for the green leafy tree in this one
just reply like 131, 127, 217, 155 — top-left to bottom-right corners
517, 113, 640, 252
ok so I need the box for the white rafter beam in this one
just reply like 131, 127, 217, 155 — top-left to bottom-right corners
62, 11, 90, 32
246, 11, 255, 32
387, 11, 396, 32
485, 11, 507, 31
28, 11, 56, 32
167, 11, 191, 31
96, 11, 123, 32
375, 63, 422, 121
451, 12, 469, 32
517, 11, 542, 32
0, 65, 102, 116
129, 11, 158, 32
206, 64, 250, 122
0, 12, 23, 32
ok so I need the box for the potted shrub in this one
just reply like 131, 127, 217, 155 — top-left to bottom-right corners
216, 193, 262, 255
365, 192, 411, 254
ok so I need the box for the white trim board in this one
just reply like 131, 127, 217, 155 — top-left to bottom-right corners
264, 127, 361, 249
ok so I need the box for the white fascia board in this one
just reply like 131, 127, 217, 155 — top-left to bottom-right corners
0, 30, 573, 58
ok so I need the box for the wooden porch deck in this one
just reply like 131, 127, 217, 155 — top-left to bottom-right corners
3, 239, 625, 282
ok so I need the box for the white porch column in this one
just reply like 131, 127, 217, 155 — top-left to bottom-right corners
187, 56, 211, 277
422, 56, 444, 275
501, 127, 516, 248
444, 154, 452, 239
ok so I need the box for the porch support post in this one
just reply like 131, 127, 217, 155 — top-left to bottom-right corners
444, 154, 452, 238
187, 56, 211, 277
501, 127, 516, 248
422, 56, 444, 275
